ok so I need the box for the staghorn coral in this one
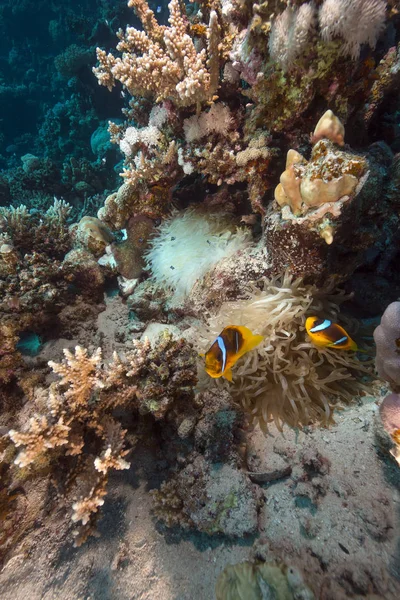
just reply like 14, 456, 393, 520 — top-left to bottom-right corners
199, 273, 372, 431
93, 0, 222, 108
6, 332, 197, 543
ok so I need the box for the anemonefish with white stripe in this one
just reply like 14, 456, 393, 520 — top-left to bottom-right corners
204, 325, 264, 382
305, 316, 359, 351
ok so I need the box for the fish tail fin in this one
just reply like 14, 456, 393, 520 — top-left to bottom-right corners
242, 333, 264, 354
223, 368, 233, 382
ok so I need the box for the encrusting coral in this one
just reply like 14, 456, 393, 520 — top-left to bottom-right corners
198, 273, 372, 431
216, 558, 315, 600
151, 455, 260, 537
5, 331, 198, 544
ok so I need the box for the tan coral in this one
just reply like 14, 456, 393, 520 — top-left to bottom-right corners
9, 416, 70, 468
94, 0, 222, 108
311, 109, 345, 146
300, 172, 358, 208
273, 139, 368, 236
74, 216, 114, 257
7, 334, 197, 544
49, 346, 104, 408
274, 149, 306, 214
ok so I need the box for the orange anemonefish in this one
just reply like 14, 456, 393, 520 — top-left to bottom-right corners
204, 325, 263, 382
305, 316, 359, 351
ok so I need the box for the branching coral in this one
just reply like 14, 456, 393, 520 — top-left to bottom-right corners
94, 0, 222, 108
199, 273, 372, 431
6, 332, 198, 543
0, 199, 80, 383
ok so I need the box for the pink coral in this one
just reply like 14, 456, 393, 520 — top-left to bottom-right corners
379, 392, 400, 436
373, 301, 400, 391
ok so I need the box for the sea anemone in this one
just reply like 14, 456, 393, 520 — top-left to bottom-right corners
200, 273, 372, 430
144, 208, 251, 304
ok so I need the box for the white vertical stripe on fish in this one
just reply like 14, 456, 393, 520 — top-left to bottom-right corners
332, 336, 348, 346
217, 336, 227, 372
310, 319, 331, 333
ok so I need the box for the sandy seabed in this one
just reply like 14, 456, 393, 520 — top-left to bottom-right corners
0, 394, 399, 600
0, 295, 399, 599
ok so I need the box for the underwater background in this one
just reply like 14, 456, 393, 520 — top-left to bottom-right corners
0, 1, 400, 598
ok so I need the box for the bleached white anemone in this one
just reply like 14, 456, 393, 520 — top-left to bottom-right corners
144, 208, 251, 304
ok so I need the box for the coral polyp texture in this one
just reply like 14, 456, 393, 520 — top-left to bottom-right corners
200, 274, 372, 431
6, 332, 197, 545
0, 199, 111, 384
94, 0, 221, 108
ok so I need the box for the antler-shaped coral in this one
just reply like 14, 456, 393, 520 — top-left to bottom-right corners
6, 334, 197, 544
94, 0, 221, 107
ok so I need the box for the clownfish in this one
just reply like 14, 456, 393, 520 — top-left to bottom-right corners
305, 316, 359, 351
204, 325, 263, 382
